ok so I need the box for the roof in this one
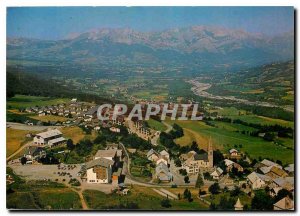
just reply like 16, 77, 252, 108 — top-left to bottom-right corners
85, 106, 99, 115
247, 172, 271, 184
35, 129, 62, 139
86, 158, 114, 169
260, 159, 282, 169
224, 159, 235, 167
259, 166, 273, 174
273, 177, 294, 190
211, 167, 223, 177
48, 137, 66, 145
194, 152, 208, 161
160, 150, 169, 156
95, 149, 117, 158
229, 149, 238, 154
284, 164, 294, 173
147, 149, 159, 158
234, 198, 244, 208
269, 166, 288, 177
273, 197, 294, 210
155, 162, 172, 180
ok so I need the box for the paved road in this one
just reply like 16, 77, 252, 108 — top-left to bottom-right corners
7, 122, 62, 131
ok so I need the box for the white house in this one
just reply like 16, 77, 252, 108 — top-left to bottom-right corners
86, 158, 114, 184
33, 129, 65, 147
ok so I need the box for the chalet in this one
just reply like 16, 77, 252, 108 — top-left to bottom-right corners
86, 158, 114, 184
210, 167, 223, 180
155, 162, 172, 182
224, 159, 244, 172
229, 148, 238, 157
273, 196, 294, 210
38, 111, 46, 116
33, 129, 66, 147
247, 172, 271, 190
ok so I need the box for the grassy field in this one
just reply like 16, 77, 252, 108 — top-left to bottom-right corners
147, 118, 167, 131
83, 186, 208, 210
7, 167, 82, 210
165, 119, 294, 164
6, 128, 34, 157
209, 107, 294, 128
7, 95, 70, 109
175, 128, 210, 150
202, 191, 252, 208
31, 115, 69, 122
60, 126, 97, 144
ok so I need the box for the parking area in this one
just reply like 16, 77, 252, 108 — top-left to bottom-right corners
9, 164, 82, 183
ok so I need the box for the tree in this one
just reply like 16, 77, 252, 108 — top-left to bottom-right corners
213, 150, 224, 166
184, 176, 190, 183
263, 132, 275, 141
209, 183, 220, 195
275, 189, 293, 202
251, 190, 274, 210
230, 186, 241, 197
179, 169, 187, 176
174, 158, 182, 167
161, 199, 171, 208
66, 139, 75, 150
195, 174, 204, 188
20, 157, 27, 165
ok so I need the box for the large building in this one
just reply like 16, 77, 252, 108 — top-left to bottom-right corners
33, 129, 65, 147
86, 158, 114, 184
181, 139, 213, 174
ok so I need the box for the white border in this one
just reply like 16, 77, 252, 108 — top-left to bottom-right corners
1, 1, 298, 215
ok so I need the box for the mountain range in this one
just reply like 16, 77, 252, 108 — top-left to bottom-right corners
7, 26, 294, 69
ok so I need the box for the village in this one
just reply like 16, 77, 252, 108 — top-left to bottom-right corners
6, 98, 295, 211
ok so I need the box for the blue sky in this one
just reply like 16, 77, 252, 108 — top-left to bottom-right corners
7, 7, 294, 40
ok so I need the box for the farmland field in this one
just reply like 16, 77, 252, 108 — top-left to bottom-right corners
165, 119, 294, 164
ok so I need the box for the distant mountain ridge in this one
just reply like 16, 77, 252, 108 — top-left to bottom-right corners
7, 26, 294, 69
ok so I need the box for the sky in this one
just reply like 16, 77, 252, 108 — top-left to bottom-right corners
7, 7, 294, 40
